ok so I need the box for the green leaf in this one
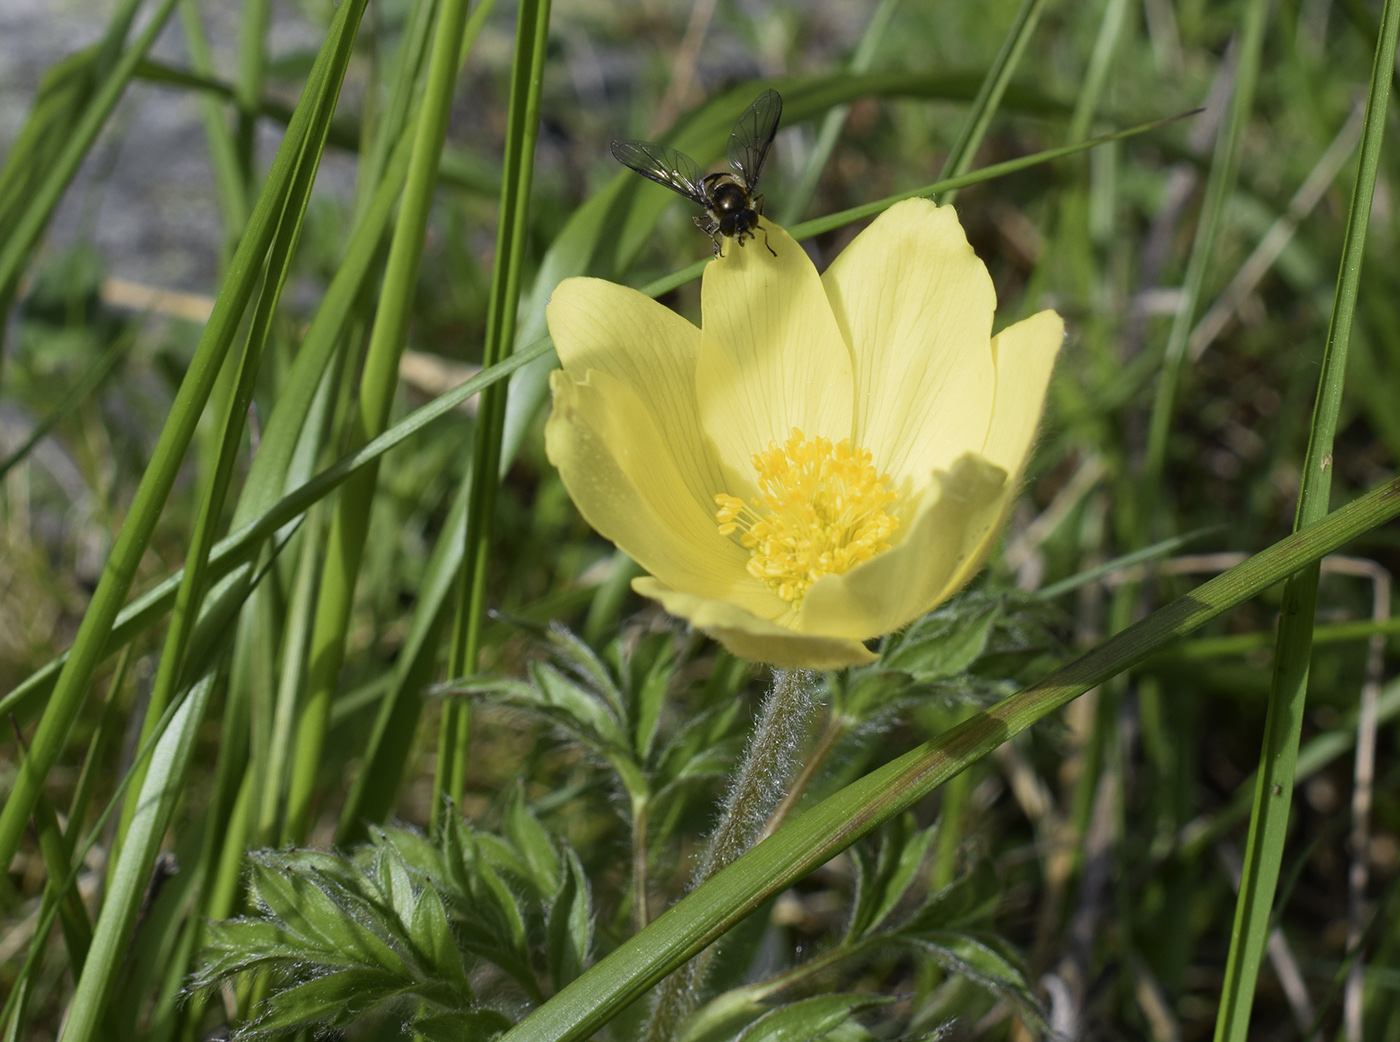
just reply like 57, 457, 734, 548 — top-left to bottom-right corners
415, 1009, 515, 1042
250, 856, 412, 976
439, 818, 539, 997
881, 599, 1002, 684
252, 967, 413, 1032
545, 624, 627, 721
902, 931, 1039, 1015
899, 861, 1001, 935
676, 989, 769, 1042
530, 661, 630, 749
734, 993, 892, 1042
378, 842, 419, 929
504, 783, 562, 896
547, 847, 592, 993
624, 631, 676, 763
846, 814, 939, 941
409, 884, 472, 998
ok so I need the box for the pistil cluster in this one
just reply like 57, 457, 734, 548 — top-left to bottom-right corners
715, 428, 899, 605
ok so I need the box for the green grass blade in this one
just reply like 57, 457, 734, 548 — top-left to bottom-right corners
353, 0, 439, 216
234, 0, 270, 187
1212, 0, 1400, 1037
283, 0, 474, 844
338, 473, 471, 841
230, 127, 414, 530
1142, 0, 1269, 506
776, 0, 899, 226
0, 0, 141, 242
332, 0, 498, 846
60, 677, 216, 1042
0, 0, 180, 301
500, 476, 1400, 1042
435, 0, 554, 825
0, 324, 133, 481
118, 0, 359, 848
937, 0, 1048, 202
0, 0, 368, 880
178, 0, 249, 248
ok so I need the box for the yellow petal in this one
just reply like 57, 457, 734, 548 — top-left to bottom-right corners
546, 369, 781, 618
915, 308, 1065, 604
796, 454, 1011, 639
982, 309, 1064, 472
547, 277, 725, 512
821, 198, 996, 490
696, 220, 854, 497
633, 577, 877, 669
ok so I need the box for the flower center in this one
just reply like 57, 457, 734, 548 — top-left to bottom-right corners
714, 428, 900, 606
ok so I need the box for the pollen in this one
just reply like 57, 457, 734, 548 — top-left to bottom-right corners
714, 428, 900, 606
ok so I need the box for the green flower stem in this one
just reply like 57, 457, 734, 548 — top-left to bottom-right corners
501, 475, 1400, 1042
1212, 0, 1400, 1037
435, 0, 553, 825
643, 669, 821, 1042
632, 793, 652, 932
763, 712, 847, 839
283, 0, 473, 844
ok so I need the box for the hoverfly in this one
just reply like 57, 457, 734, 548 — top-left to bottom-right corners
611, 89, 782, 258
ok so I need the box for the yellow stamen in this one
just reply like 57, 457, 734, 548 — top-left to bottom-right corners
713, 428, 899, 606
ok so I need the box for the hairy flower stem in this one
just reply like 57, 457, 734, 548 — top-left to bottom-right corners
642, 668, 820, 1042
762, 714, 847, 840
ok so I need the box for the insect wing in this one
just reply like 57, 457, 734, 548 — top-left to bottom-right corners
609, 140, 709, 205
726, 88, 782, 193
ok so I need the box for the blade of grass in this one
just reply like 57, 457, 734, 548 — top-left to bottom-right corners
115, 0, 361, 852
0, 0, 368, 876
0, 324, 133, 481
0, 0, 181, 303
332, 0, 499, 845
352, 0, 439, 218
1212, 0, 1400, 1037
1141, 0, 1269, 513
282, 0, 474, 844
337, 471, 471, 841
776, 0, 900, 226
179, 0, 249, 250
937, 0, 1049, 203
234, 0, 271, 189
60, 677, 217, 1042
434, 0, 553, 829
500, 475, 1400, 1042
0, 0, 143, 251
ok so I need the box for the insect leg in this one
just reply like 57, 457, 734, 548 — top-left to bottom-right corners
694, 215, 725, 257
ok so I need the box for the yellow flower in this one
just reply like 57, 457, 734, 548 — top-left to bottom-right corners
544, 198, 1062, 670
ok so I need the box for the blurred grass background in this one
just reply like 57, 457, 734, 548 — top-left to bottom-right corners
1, 0, 1398, 1039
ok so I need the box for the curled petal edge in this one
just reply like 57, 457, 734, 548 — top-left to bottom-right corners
632, 577, 878, 670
